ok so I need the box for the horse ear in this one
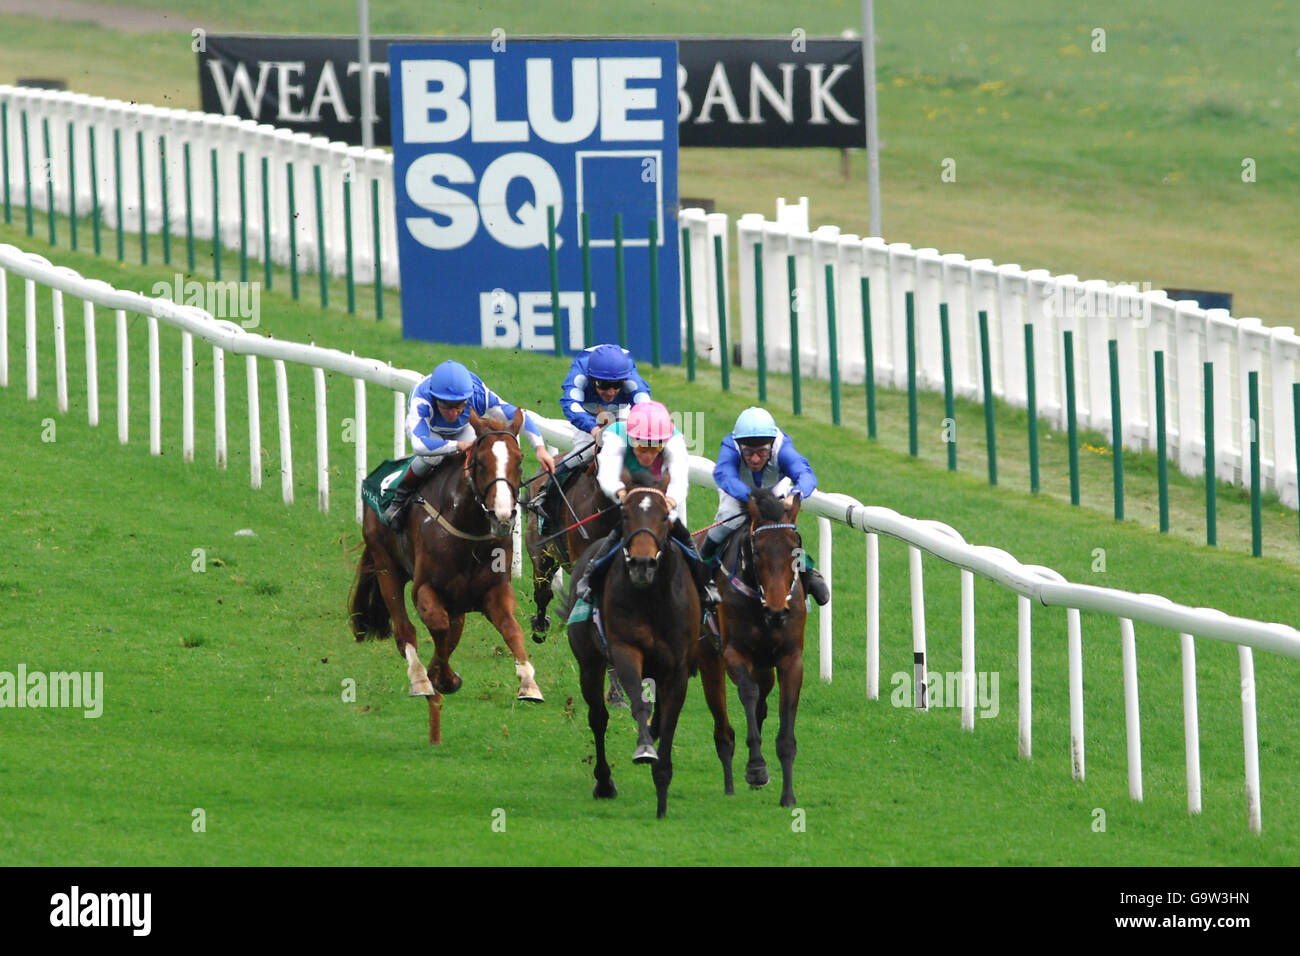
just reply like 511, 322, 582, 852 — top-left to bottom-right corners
787, 493, 802, 520
747, 495, 762, 522
468, 407, 482, 433
619, 467, 633, 489
509, 407, 524, 436
656, 470, 670, 492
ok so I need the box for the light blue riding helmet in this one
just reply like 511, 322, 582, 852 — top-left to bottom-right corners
733, 407, 779, 442
429, 360, 474, 402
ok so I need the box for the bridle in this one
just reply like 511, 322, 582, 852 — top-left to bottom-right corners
738, 520, 802, 607
620, 487, 671, 564
465, 428, 521, 527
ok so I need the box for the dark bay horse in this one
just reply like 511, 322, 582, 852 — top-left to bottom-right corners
696, 487, 807, 807
349, 408, 544, 745
567, 472, 700, 818
523, 459, 617, 643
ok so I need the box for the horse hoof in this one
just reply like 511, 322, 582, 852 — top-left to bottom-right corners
517, 687, 545, 703
531, 632, 547, 645
435, 673, 462, 695
593, 781, 618, 799
746, 765, 769, 788
410, 680, 436, 697
780, 793, 796, 808
633, 744, 658, 764
606, 685, 628, 709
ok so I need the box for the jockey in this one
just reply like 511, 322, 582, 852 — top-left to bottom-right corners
573, 399, 720, 610
701, 406, 830, 605
529, 344, 652, 532
382, 360, 555, 527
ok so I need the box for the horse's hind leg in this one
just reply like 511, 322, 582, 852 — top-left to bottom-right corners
775, 651, 804, 808
698, 643, 736, 795
529, 543, 558, 643
574, 637, 617, 799
725, 651, 768, 789
362, 531, 433, 698
412, 581, 458, 693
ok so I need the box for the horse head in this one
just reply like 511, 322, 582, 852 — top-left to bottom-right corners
620, 469, 672, 589
746, 487, 803, 627
466, 407, 524, 538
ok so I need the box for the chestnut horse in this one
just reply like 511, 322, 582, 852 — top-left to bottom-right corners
696, 487, 807, 807
349, 408, 543, 745
567, 472, 700, 818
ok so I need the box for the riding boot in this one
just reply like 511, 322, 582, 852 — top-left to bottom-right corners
801, 567, 831, 606
575, 528, 621, 604
382, 466, 422, 528
699, 533, 723, 569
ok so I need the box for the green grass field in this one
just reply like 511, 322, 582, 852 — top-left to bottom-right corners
2, 225, 1299, 865
1, 0, 1298, 866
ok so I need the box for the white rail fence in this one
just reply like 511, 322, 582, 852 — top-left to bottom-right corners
4, 239, 1297, 834
5, 87, 1298, 510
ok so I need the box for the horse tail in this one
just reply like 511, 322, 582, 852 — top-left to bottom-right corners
349, 545, 392, 641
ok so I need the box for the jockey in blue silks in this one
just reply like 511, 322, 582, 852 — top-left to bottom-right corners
528, 344, 652, 532
382, 360, 555, 527
701, 406, 830, 605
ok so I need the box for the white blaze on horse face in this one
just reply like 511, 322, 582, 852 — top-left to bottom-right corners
490, 442, 512, 522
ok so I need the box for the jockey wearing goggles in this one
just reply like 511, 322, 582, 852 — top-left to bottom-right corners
574, 400, 720, 610
701, 407, 829, 605
381, 360, 554, 527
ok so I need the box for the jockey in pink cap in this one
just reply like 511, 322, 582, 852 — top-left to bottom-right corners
573, 400, 719, 610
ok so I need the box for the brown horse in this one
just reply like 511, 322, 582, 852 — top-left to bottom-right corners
523, 459, 618, 643
567, 472, 700, 818
696, 486, 807, 807
349, 407, 544, 745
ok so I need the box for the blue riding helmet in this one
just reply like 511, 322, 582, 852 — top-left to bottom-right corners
733, 406, 779, 442
587, 344, 634, 383
429, 360, 474, 402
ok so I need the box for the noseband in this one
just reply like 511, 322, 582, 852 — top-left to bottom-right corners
743, 521, 802, 606
466, 428, 521, 525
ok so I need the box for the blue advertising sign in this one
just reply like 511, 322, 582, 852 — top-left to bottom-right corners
388, 40, 680, 363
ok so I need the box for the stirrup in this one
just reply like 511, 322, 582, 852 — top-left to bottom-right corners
702, 581, 721, 610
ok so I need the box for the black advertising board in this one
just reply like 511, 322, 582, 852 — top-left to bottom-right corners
197, 34, 865, 148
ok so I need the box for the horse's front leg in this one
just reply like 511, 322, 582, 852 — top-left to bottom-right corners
724, 645, 768, 789
610, 643, 655, 763
412, 581, 459, 693
528, 538, 558, 643
650, 671, 689, 819
482, 580, 544, 701
775, 651, 804, 807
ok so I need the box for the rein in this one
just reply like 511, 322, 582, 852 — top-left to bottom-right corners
415, 428, 521, 542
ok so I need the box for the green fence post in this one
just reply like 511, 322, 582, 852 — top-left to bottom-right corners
21, 110, 32, 236
714, 234, 730, 391
581, 212, 593, 347
2, 102, 9, 225
136, 129, 146, 264
67, 121, 77, 251
648, 218, 660, 368
371, 177, 382, 319
979, 310, 997, 485
862, 276, 876, 439
906, 290, 917, 456
314, 163, 327, 307
261, 155, 271, 289
1155, 350, 1169, 532
826, 263, 840, 425
210, 147, 220, 279
1025, 323, 1039, 493
159, 135, 170, 265
547, 205, 562, 356
237, 151, 246, 282
754, 241, 766, 401
182, 142, 192, 271
344, 168, 355, 315
43, 118, 54, 245
787, 253, 801, 415
614, 212, 626, 348
682, 226, 696, 382
1249, 370, 1262, 557
286, 161, 298, 300
1109, 339, 1124, 521
115, 131, 124, 261
90, 127, 101, 255
1204, 361, 1216, 546
1063, 329, 1080, 505
940, 302, 955, 470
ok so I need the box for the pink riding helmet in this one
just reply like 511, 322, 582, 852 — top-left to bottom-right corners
626, 400, 674, 446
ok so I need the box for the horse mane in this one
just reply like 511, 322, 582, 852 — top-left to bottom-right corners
751, 486, 786, 522
480, 407, 509, 430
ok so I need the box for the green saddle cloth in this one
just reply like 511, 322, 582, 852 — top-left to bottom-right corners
360, 457, 416, 518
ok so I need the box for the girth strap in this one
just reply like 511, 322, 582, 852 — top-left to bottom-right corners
417, 497, 501, 541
